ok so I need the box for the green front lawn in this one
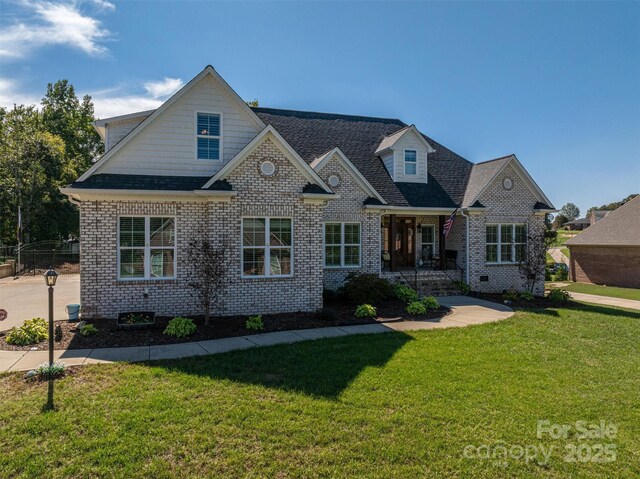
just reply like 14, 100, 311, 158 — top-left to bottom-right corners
2, 305, 639, 478
561, 247, 570, 259
562, 282, 640, 301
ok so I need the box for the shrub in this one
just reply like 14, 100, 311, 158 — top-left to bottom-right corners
323, 288, 343, 303
548, 288, 571, 304
393, 284, 419, 303
163, 317, 197, 338
519, 291, 534, 301
341, 273, 393, 304
6, 318, 48, 345
35, 362, 66, 380
421, 296, 440, 310
317, 307, 338, 322
354, 304, 377, 318
406, 301, 427, 315
502, 290, 520, 303
453, 281, 471, 295
555, 267, 568, 281
246, 314, 264, 331
79, 324, 99, 336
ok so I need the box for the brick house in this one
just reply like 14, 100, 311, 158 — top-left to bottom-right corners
567, 195, 640, 288
61, 66, 555, 318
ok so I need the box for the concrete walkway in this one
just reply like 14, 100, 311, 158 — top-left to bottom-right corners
0, 275, 80, 331
0, 296, 513, 373
569, 292, 640, 311
548, 247, 570, 266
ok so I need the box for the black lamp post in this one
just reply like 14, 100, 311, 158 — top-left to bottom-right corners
44, 268, 58, 368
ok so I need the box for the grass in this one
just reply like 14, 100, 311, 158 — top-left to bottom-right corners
560, 247, 570, 259
552, 230, 579, 247
561, 282, 640, 301
1, 304, 639, 478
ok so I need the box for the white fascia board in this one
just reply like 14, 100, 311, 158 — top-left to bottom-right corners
312, 147, 387, 204
79, 66, 265, 182
60, 187, 237, 203
202, 125, 331, 192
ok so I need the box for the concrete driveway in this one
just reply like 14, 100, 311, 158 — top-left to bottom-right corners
0, 275, 80, 331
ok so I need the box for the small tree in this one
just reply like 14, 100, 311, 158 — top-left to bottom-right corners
519, 229, 556, 293
184, 239, 227, 325
559, 203, 580, 222
552, 213, 568, 230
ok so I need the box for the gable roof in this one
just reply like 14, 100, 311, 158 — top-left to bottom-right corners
374, 124, 435, 155
461, 154, 554, 209
78, 66, 265, 182
251, 107, 476, 207
311, 147, 386, 204
566, 195, 640, 247
202, 125, 331, 192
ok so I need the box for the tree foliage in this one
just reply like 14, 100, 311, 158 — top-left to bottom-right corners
519, 229, 555, 293
586, 194, 639, 217
0, 80, 100, 245
552, 213, 569, 230
559, 203, 580, 222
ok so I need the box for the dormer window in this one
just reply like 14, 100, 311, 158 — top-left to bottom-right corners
404, 150, 417, 175
197, 112, 221, 160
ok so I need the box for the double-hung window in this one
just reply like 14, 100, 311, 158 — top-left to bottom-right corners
404, 150, 417, 175
242, 218, 292, 277
420, 224, 435, 261
324, 223, 361, 268
196, 112, 221, 160
485, 224, 527, 264
118, 216, 176, 279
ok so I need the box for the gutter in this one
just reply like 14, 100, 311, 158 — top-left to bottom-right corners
59, 187, 239, 202
460, 209, 470, 284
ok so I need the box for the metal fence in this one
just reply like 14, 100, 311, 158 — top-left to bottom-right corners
14, 240, 80, 276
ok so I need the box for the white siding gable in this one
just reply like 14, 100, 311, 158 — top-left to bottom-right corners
104, 115, 149, 151
96, 75, 261, 177
381, 151, 394, 179
392, 131, 428, 183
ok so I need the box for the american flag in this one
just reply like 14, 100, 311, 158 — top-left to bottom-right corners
442, 208, 458, 238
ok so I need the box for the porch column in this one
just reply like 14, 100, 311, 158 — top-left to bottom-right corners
390, 214, 397, 272
439, 215, 446, 269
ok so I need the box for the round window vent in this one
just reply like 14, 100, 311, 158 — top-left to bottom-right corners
260, 161, 276, 177
328, 175, 340, 187
503, 178, 513, 190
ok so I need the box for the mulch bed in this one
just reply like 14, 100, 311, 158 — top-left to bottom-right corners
472, 292, 573, 310
0, 298, 450, 351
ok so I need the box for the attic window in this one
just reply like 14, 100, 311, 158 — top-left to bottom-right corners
404, 150, 417, 175
197, 113, 221, 160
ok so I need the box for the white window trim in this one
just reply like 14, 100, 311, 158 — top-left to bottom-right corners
323, 222, 362, 269
241, 217, 294, 279
485, 223, 527, 265
195, 111, 223, 161
404, 149, 417, 175
117, 215, 177, 281
420, 224, 435, 260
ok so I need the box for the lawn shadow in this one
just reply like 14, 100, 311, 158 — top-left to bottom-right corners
568, 302, 640, 320
148, 331, 414, 399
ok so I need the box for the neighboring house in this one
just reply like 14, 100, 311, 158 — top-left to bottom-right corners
566, 196, 640, 288
564, 218, 590, 231
589, 210, 611, 225
61, 66, 555, 318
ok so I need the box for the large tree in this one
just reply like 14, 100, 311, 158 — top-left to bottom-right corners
0, 106, 68, 244
559, 203, 580, 222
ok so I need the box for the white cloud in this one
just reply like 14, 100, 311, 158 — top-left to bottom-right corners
0, 0, 113, 60
143, 77, 184, 99
0, 76, 184, 118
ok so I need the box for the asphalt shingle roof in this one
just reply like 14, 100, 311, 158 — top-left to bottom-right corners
252, 107, 474, 207
461, 155, 513, 207
566, 195, 640, 247
70, 174, 211, 190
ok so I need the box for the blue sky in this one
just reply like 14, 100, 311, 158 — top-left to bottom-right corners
1, 1, 638, 214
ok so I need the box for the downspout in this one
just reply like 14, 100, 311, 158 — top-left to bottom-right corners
460, 209, 470, 285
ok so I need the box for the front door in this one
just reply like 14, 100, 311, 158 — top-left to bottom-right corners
394, 217, 415, 268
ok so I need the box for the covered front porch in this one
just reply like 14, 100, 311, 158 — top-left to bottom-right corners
380, 214, 463, 273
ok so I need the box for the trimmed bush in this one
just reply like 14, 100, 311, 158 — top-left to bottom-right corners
453, 281, 470, 295
555, 267, 568, 281
519, 291, 534, 301
79, 324, 99, 336
406, 301, 427, 315
164, 317, 197, 338
354, 304, 377, 318
341, 273, 393, 304
421, 296, 440, 310
317, 307, 338, 322
548, 288, 571, 304
246, 314, 264, 331
393, 284, 419, 303
502, 290, 520, 303
35, 361, 66, 380
6, 318, 48, 346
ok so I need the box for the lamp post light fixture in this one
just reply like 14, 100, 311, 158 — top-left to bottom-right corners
44, 267, 58, 368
